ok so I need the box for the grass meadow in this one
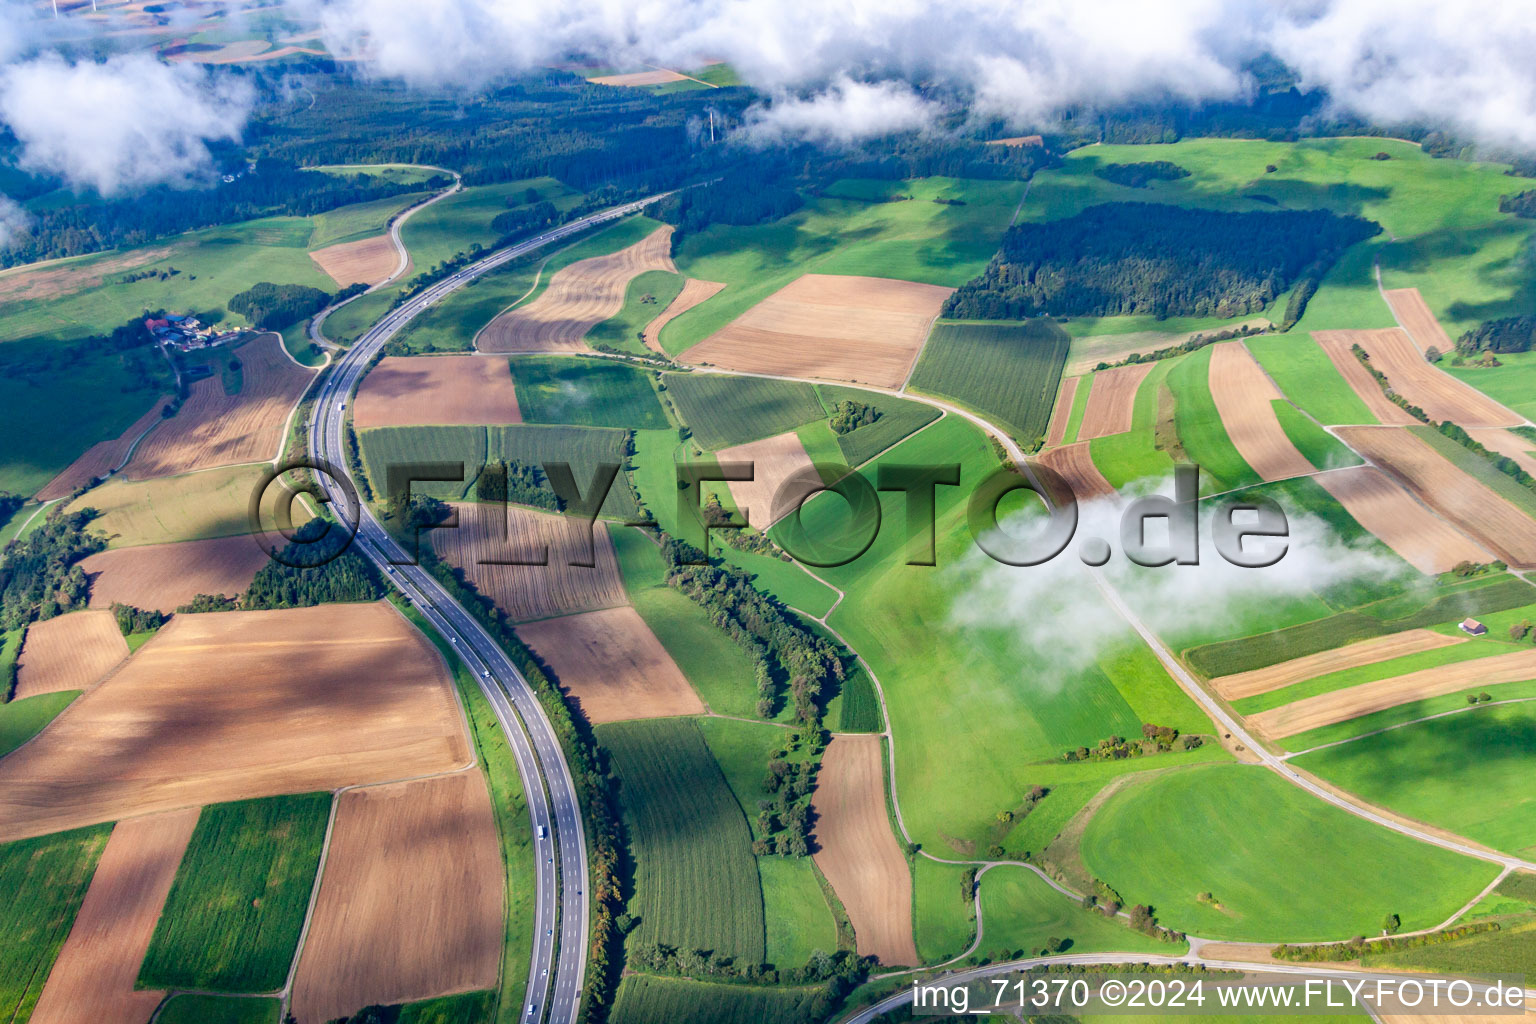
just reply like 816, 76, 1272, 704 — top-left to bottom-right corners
508, 356, 668, 429
155, 995, 281, 1024
1087, 356, 1178, 488
0, 691, 80, 759
1080, 763, 1497, 941
600, 717, 768, 964
0, 825, 111, 1024
1272, 400, 1362, 469
1165, 345, 1260, 493
139, 793, 330, 992
908, 320, 1070, 448
1284, 678, 1536, 753
912, 857, 975, 963
976, 865, 1175, 958
816, 385, 941, 468
610, 975, 823, 1024
586, 269, 685, 356
662, 373, 826, 450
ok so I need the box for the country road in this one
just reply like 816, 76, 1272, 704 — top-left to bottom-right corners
305, 192, 669, 1024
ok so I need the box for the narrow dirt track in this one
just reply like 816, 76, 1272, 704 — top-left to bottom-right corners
1076, 363, 1153, 440
811, 735, 920, 967
13, 610, 128, 699
1338, 426, 1536, 568
1207, 341, 1315, 480
291, 772, 503, 1024
477, 226, 676, 353
1211, 629, 1467, 700
28, 807, 200, 1024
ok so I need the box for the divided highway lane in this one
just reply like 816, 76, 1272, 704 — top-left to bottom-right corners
306, 194, 669, 1024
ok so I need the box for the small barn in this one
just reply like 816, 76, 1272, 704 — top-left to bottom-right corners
1459, 618, 1488, 636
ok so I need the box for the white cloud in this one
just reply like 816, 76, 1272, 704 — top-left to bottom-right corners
0, 53, 252, 195
740, 77, 941, 146
949, 486, 1404, 690
285, 0, 1536, 153
0, 194, 31, 249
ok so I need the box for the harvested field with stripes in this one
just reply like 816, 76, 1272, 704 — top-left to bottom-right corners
642, 278, 726, 354
1383, 287, 1455, 357
125, 334, 314, 479
1037, 441, 1115, 503
1346, 325, 1519, 426
1250, 646, 1536, 740
478, 226, 675, 353
1337, 426, 1536, 567
0, 604, 470, 841
353, 355, 523, 428
1312, 331, 1419, 426
1315, 465, 1489, 575
717, 430, 819, 529
14, 610, 127, 700
517, 606, 704, 724
431, 503, 627, 622
309, 233, 399, 287
1210, 629, 1466, 700
1207, 342, 1315, 481
681, 274, 951, 389
35, 400, 167, 501
290, 772, 502, 1024
811, 735, 918, 967
27, 808, 199, 1024
81, 537, 268, 614
1077, 363, 1154, 440
587, 69, 687, 86
1044, 376, 1079, 447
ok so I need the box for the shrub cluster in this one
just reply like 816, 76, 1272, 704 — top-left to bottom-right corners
1272, 922, 1499, 962
1061, 723, 1201, 762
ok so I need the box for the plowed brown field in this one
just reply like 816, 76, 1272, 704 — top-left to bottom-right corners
125, 333, 314, 479
478, 227, 676, 353
290, 772, 502, 1024
516, 606, 704, 724
717, 430, 820, 529
1211, 629, 1466, 700
0, 603, 470, 841
1383, 286, 1455, 355
1037, 442, 1115, 503
35, 400, 168, 501
13, 610, 128, 699
1312, 331, 1419, 426
1251, 647, 1536, 740
1207, 342, 1315, 480
641, 278, 726, 354
1044, 376, 1079, 448
27, 808, 199, 1024
1316, 465, 1489, 574
1346, 323, 1518, 426
309, 233, 400, 287
81, 537, 269, 614
588, 69, 686, 86
680, 274, 952, 389
1077, 363, 1154, 440
811, 735, 918, 966
1337, 426, 1536, 567
353, 355, 523, 428
432, 503, 627, 622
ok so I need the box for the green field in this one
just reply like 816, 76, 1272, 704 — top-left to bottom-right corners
306, 190, 432, 249
140, 793, 330, 992
1272, 401, 1361, 470
508, 356, 668, 429
1087, 356, 1179, 488
1362, 916, 1536, 978
0, 690, 79, 759
155, 994, 280, 1024
67, 463, 269, 548
609, 525, 765, 720
1165, 345, 1260, 492
600, 718, 767, 964
912, 857, 975, 963
1296, 701, 1536, 857
977, 865, 1175, 958
387, 256, 541, 355
1286, 679, 1536, 753
1252, 335, 1377, 426
663, 176, 1027, 355
399, 990, 498, 1024
664, 373, 826, 450
1080, 764, 1497, 941
908, 320, 1070, 447
610, 975, 823, 1024
1445, 354, 1536, 420
836, 661, 882, 732
489, 424, 641, 520
696, 716, 841, 967
0, 825, 111, 1024
586, 270, 686, 355
817, 386, 942, 468
359, 425, 487, 500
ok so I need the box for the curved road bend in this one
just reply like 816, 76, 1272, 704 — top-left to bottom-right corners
307, 193, 669, 1024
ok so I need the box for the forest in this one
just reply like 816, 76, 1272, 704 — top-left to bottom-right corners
1458, 315, 1536, 354
0, 508, 103, 630
656, 163, 805, 248
228, 281, 337, 330
944, 202, 1379, 320
1093, 161, 1190, 187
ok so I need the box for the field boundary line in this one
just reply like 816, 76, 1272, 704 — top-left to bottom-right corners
1280, 695, 1536, 759
279, 788, 340, 1014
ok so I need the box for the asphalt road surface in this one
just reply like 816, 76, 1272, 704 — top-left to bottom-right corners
306, 193, 667, 1024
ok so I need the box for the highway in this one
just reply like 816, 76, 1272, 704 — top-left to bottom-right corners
304, 193, 667, 1024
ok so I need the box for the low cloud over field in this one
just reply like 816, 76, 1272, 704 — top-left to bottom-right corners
950, 491, 1404, 690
